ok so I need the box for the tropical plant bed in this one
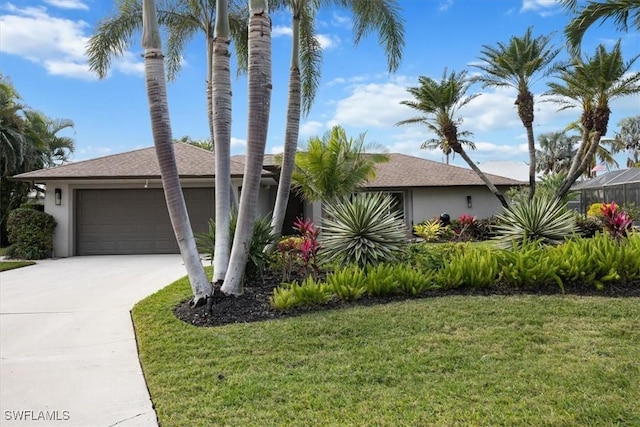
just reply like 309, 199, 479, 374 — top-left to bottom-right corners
174, 272, 640, 328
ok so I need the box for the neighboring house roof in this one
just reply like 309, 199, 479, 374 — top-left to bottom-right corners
477, 161, 532, 182
12, 143, 255, 181
367, 154, 524, 187
572, 168, 640, 190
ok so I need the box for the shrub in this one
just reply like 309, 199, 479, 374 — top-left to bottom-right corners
7, 208, 56, 260
395, 265, 436, 295
399, 242, 460, 271
587, 202, 605, 218
270, 277, 332, 310
574, 213, 603, 238
327, 266, 367, 302
321, 192, 407, 268
436, 245, 500, 289
494, 196, 576, 249
600, 202, 633, 239
497, 242, 564, 292
413, 220, 443, 242
365, 263, 400, 296
195, 212, 275, 282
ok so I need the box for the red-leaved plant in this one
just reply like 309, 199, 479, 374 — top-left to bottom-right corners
277, 217, 321, 281
600, 202, 633, 239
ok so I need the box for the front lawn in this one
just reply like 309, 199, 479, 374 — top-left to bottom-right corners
133, 276, 640, 427
0, 261, 35, 271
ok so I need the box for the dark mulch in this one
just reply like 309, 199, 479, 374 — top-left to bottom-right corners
173, 272, 640, 328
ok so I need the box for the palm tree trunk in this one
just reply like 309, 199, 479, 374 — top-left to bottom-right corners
458, 148, 509, 208
557, 131, 603, 199
270, 9, 302, 246
212, 0, 233, 285
525, 124, 537, 200
142, 0, 212, 305
222, 0, 272, 295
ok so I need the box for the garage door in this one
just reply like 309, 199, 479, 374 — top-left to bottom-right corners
76, 188, 214, 255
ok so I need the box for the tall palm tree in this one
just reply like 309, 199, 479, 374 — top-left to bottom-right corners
546, 41, 640, 199
23, 111, 75, 167
472, 27, 560, 200
221, 0, 272, 296
561, 0, 640, 55
269, 0, 405, 243
0, 77, 28, 176
291, 125, 389, 204
141, 0, 213, 304
535, 131, 578, 174
396, 69, 509, 208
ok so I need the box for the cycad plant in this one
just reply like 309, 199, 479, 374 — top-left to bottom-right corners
494, 196, 576, 249
320, 192, 407, 268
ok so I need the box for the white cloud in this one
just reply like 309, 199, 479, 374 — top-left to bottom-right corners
439, 0, 454, 12
316, 34, 340, 50
268, 145, 284, 155
44, 0, 89, 10
272, 25, 292, 37
299, 120, 325, 138
0, 4, 143, 79
231, 137, 246, 149
520, 0, 562, 16
331, 13, 351, 28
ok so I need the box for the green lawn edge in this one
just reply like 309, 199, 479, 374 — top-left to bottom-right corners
0, 261, 36, 272
132, 277, 640, 427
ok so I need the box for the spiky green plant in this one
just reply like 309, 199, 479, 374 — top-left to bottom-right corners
326, 266, 367, 302
494, 196, 576, 249
320, 192, 408, 268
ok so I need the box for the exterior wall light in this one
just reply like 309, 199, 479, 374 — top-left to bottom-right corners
55, 188, 62, 206
467, 195, 472, 208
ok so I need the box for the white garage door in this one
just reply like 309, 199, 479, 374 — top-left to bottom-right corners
75, 188, 214, 255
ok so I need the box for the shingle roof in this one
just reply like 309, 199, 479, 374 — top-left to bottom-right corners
365, 153, 524, 187
12, 143, 254, 181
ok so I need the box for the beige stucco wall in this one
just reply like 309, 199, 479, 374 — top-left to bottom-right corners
42, 177, 275, 257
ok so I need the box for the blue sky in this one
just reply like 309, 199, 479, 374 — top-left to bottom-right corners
1, 0, 638, 168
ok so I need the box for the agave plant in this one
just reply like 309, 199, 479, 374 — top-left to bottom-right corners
320, 192, 408, 268
494, 196, 576, 249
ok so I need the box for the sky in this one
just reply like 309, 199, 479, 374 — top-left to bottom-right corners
1, 0, 639, 169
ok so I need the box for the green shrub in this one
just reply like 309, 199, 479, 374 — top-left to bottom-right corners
413, 220, 441, 242
365, 263, 400, 296
7, 208, 56, 260
327, 266, 367, 302
270, 277, 332, 310
574, 213, 603, 238
494, 196, 576, 249
497, 242, 564, 292
399, 242, 460, 271
196, 212, 275, 283
436, 245, 500, 289
551, 233, 640, 289
395, 265, 436, 295
321, 192, 407, 268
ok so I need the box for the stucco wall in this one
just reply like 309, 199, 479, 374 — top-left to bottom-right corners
411, 186, 508, 225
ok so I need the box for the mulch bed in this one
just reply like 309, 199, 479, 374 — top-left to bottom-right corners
174, 272, 640, 328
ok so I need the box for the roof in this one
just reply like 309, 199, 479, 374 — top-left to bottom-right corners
478, 161, 532, 182
12, 143, 255, 181
572, 168, 640, 190
13, 147, 524, 187
365, 153, 524, 187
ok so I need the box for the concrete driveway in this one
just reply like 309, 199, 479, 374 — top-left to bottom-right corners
0, 255, 188, 427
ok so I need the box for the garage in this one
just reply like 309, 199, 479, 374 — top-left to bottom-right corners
75, 188, 214, 255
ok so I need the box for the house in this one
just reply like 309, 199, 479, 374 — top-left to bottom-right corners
12, 144, 523, 257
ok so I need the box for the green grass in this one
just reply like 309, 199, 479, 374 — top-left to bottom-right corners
0, 261, 35, 271
133, 277, 640, 427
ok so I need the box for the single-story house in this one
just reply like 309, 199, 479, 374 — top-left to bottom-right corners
12, 143, 523, 257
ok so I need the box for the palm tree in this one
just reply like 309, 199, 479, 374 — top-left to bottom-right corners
472, 27, 560, 200
291, 125, 389, 204
269, 0, 405, 244
561, 0, 640, 55
546, 41, 640, 199
535, 131, 578, 174
396, 69, 509, 208
141, 0, 213, 305
221, 0, 272, 296
614, 115, 640, 167
23, 111, 75, 167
